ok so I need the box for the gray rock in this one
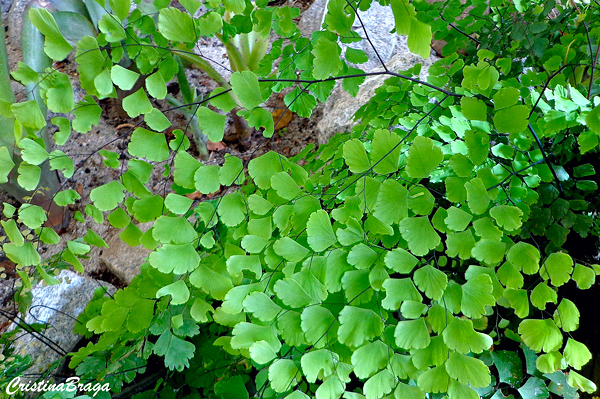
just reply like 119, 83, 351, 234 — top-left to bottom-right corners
5, 0, 28, 48
317, 37, 438, 144
7, 270, 115, 375
100, 223, 153, 285
299, 0, 327, 38
2, 0, 13, 15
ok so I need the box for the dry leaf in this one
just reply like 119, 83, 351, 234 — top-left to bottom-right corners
208, 141, 227, 151
272, 109, 294, 131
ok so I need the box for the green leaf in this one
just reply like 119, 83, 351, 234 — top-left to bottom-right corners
28, 8, 73, 60
390, 0, 415, 35
2, 220, 23, 246
198, 11, 223, 35
351, 340, 389, 379
149, 243, 200, 274
417, 365, 451, 393
490, 205, 523, 231
190, 264, 234, 300
0, 147, 15, 183
90, 180, 126, 211
492, 351, 524, 385
408, 17, 432, 59
312, 37, 342, 79
301, 305, 335, 348
145, 108, 172, 132
84, 229, 107, 247
164, 193, 193, 215
399, 217, 440, 256
196, 107, 227, 142
210, 87, 237, 112
338, 306, 383, 347
158, 7, 197, 43
461, 274, 495, 318
156, 280, 190, 305
585, 105, 600, 134
274, 278, 314, 307
11, 101, 45, 130
464, 130, 490, 166
385, 248, 418, 274
194, 165, 220, 194
446, 230, 476, 259
507, 242, 540, 275
4, 242, 40, 266
471, 239, 506, 265
273, 237, 309, 262
346, 47, 368, 64
394, 318, 431, 349
153, 330, 195, 371
269, 359, 299, 393
444, 207, 472, 232
17, 163, 41, 191
413, 264, 447, 301
231, 71, 263, 110
540, 252, 573, 288
302, 349, 338, 383
465, 178, 490, 215
461, 96, 488, 121
111, 65, 140, 91
243, 292, 282, 322
107, 208, 130, 229
518, 377, 549, 399
307, 210, 337, 252
343, 139, 370, 173
241, 107, 276, 138
406, 136, 443, 179
536, 351, 563, 374
553, 298, 579, 332
530, 282, 558, 310
271, 172, 301, 200
381, 278, 422, 310
217, 192, 246, 227
364, 369, 395, 399
146, 72, 167, 100
503, 289, 529, 318
122, 89, 153, 118
445, 352, 491, 388
494, 105, 530, 134
153, 216, 197, 244
567, 371, 597, 394
518, 319, 562, 352
73, 95, 102, 133
493, 87, 520, 110
218, 155, 244, 187
98, 14, 126, 42
564, 338, 591, 370
442, 317, 493, 354
572, 264, 595, 290
128, 128, 170, 162
49, 150, 74, 178
371, 129, 401, 174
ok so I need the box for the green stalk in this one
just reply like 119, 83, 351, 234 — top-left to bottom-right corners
0, 27, 15, 104
22, 0, 53, 148
174, 46, 232, 88
175, 56, 194, 106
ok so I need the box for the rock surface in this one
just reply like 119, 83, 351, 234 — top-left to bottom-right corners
100, 222, 153, 285
7, 270, 115, 374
